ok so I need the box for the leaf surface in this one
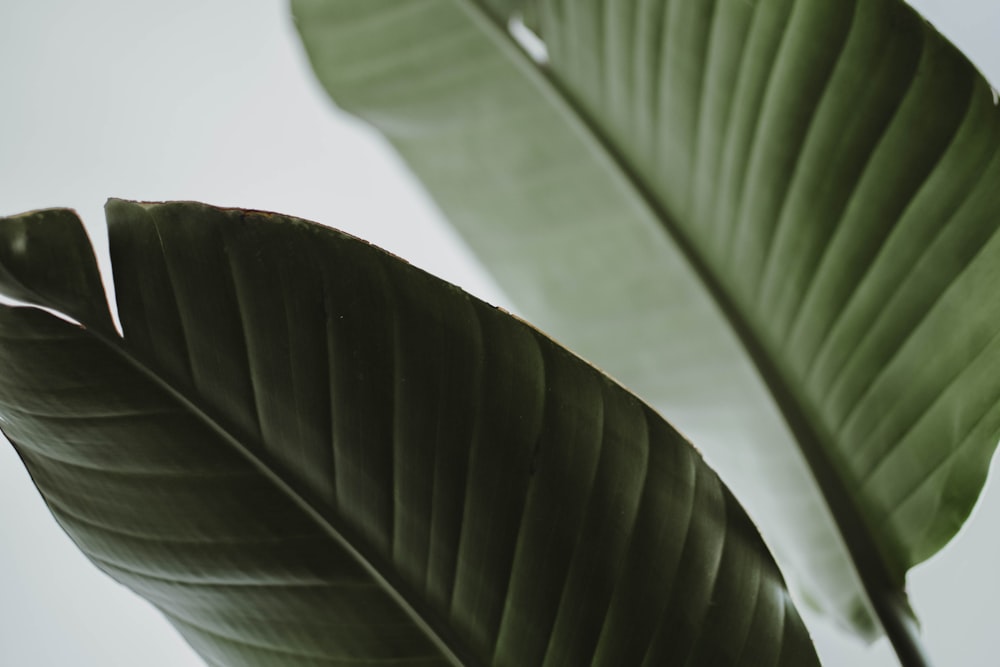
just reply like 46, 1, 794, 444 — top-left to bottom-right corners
0, 201, 818, 666
292, 0, 1000, 639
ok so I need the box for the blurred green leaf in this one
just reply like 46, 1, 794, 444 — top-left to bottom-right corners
293, 0, 1000, 644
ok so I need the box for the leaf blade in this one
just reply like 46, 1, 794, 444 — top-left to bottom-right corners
292, 0, 1000, 641
0, 202, 819, 666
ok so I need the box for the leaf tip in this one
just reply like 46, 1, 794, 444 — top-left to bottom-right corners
0, 207, 113, 331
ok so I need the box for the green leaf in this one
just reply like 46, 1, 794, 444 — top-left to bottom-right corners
291, 0, 1000, 642
0, 201, 818, 666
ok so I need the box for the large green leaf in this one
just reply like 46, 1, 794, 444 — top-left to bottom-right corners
291, 0, 1000, 644
0, 201, 818, 666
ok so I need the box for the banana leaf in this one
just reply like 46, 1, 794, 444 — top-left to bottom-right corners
0, 201, 819, 666
292, 0, 1000, 646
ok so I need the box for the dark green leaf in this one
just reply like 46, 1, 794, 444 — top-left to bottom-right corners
0, 201, 819, 666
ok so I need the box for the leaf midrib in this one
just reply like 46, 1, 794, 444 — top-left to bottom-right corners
77, 320, 473, 667
451, 0, 901, 632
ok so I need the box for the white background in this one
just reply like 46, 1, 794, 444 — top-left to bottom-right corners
0, 1, 997, 665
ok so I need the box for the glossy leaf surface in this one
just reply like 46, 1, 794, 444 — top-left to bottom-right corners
293, 0, 1000, 638
0, 201, 818, 666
